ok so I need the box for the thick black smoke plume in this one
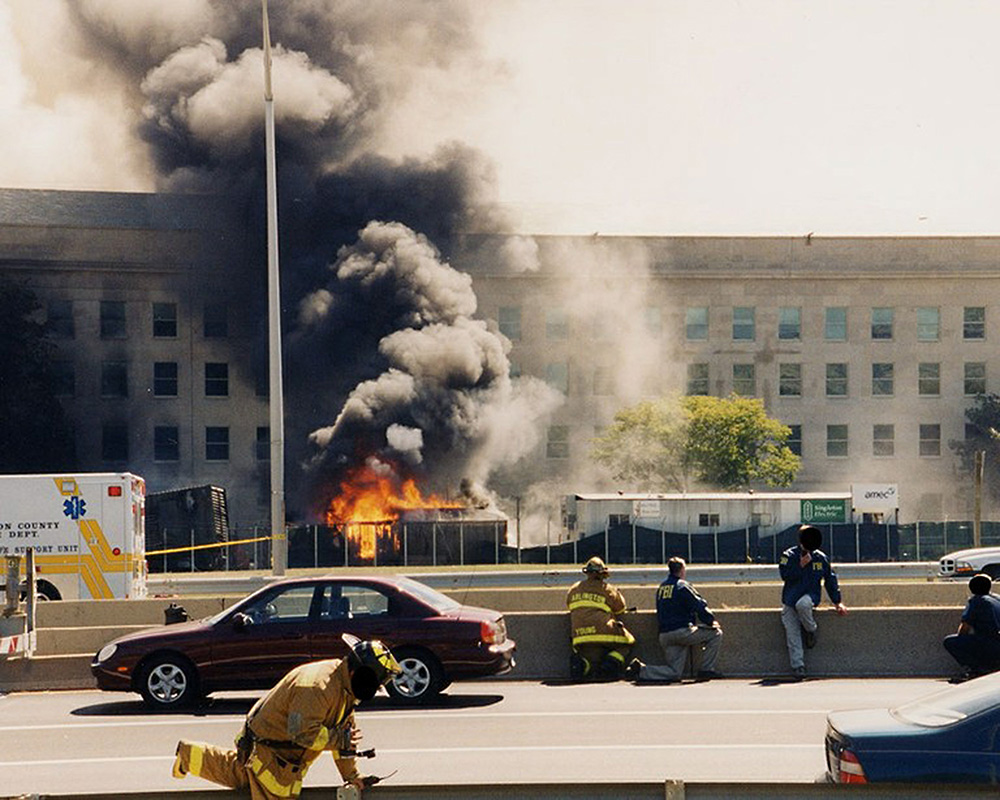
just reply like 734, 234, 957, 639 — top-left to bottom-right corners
65, 1, 560, 517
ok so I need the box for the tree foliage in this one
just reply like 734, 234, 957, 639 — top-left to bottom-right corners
0, 278, 76, 472
951, 393, 1000, 501
592, 394, 800, 491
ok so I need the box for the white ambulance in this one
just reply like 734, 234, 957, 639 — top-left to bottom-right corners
0, 473, 146, 600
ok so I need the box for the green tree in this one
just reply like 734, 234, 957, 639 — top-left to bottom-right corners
592, 394, 800, 491
0, 278, 76, 472
951, 393, 1000, 501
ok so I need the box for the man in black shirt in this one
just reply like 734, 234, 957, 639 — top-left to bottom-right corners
943, 573, 1000, 681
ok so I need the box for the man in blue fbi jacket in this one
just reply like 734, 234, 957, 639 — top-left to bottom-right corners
779, 524, 847, 680
628, 556, 723, 683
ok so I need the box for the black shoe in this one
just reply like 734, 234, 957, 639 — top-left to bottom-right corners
802, 627, 816, 649
792, 666, 807, 681
569, 653, 588, 681
695, 670, 723, 681
624, 658, 643, 681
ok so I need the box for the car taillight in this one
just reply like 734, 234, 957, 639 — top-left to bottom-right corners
837, 749, 867, 784
481, 618, 506, 644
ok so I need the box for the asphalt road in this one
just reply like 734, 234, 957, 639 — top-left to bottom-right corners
0, 677, 944, 795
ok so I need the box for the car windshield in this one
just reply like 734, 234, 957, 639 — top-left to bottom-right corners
395, 575, 461, 612
892, 672, 1000, 727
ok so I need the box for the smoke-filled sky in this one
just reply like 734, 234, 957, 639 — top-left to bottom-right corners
5, 0, 1000, 235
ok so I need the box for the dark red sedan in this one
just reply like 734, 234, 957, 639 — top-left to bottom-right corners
92, 574, 515, 709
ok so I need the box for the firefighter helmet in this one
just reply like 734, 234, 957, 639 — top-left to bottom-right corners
583, 556, 609, 576
342, 633, 401, 686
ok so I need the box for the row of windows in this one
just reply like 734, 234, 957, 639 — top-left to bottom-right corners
537, 360, 989, 398
496, 304, 988, 344
687, 305, 985, 343
544, 423, 945, 459
100, 425, 270, 463
47, 300, 229, 340
52, 361, 236, 398
687, 361, 988, 398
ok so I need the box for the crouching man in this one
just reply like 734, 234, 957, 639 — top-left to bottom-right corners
566, 556, 636, 680
627, 556, 723, 682
172, 635, 400, 799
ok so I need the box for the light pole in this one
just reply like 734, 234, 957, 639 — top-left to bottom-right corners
263, 0, 286, 575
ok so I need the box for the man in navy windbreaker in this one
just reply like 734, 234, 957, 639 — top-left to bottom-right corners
779, 525, 847, 680
628, 556, 723, 682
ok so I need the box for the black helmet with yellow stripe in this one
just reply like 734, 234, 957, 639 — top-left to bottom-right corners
342, 633, 401, 699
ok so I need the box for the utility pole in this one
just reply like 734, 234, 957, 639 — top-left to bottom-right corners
974, 450, 985, 548
263, 0, 286, 575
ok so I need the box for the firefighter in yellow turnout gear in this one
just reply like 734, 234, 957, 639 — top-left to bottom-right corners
566, 557, 636, 680
172, 636, 400, 799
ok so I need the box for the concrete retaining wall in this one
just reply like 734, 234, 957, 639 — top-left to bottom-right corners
0, 606, 963, 692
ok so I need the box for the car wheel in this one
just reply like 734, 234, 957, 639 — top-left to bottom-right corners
35, 580, 61, 601
138, 654, 200, 710
385, 647, 444, 704
984, 564, 1000, 579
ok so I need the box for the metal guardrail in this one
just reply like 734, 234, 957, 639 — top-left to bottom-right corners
16, 781, 1000, 799
147, 562, 939, 598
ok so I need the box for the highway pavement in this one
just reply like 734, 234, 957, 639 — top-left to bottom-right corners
0, 677, 945, 795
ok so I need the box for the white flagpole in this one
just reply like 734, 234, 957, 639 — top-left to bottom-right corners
263, 0, 286, 575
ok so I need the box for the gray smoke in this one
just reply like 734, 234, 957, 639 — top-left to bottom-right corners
58, 0, 560, 518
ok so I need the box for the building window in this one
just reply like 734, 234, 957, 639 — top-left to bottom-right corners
964, 307, 986, 340
686, 307, 709, 340
256, 427, 270, 461
100, 300, 126, 339
965, 362, 987, 396
47, 299, 74, 338
824, 307, 847, 341
873, 424, 894, 457
593, 366, 614, 396
871, 307, 894, 340
509, 361, 521, 379
205, 362, 229, 397
644, 306, 661, 336
779, 363, 802, 397
153, 362, 178, 397
919, 423, 941, 457
825, 363, 848, 397
101, 361, 128, 398
206, 426, 229, 461
154, 425, 180, 462
498, 306, 521, 341
547, 425, 569, 459
204, 302, 228, 338
698, 513, 720, 527
872, 363, 894, 396
733, 363, 756, 396
544, 362, 569, 394
918, 362, 940, 396
916, 307, 939, 342
732, 306, 755, 341
778, 307, 801, 340
152, 302, 177, 338
101, 424, 129, 462
827, 424, 848, 457
786, 424, 802, 456
687, 363, 709, 396
51, 360, 75, 397
545, 308, 569, 340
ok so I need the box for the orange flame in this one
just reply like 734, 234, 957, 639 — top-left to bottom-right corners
323, 464, 462, 560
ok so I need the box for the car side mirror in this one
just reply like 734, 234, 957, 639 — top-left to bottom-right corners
232, 612, 254, 631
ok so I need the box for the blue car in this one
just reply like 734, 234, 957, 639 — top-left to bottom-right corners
826, 672, 1000, 783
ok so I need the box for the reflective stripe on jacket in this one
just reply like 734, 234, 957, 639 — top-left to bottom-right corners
566, 575, 634, 648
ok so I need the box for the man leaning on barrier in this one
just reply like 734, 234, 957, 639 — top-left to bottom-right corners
944, 572, 1000, 683
566, 556, 636, 681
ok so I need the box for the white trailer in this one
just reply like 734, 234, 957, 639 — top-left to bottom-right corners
0, 473, 146, 600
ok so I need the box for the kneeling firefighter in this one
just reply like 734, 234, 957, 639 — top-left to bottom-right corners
566, 556, 636, 680
173, 634, 401, 799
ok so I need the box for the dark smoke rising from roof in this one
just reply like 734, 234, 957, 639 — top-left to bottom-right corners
64, 1, 560, 517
